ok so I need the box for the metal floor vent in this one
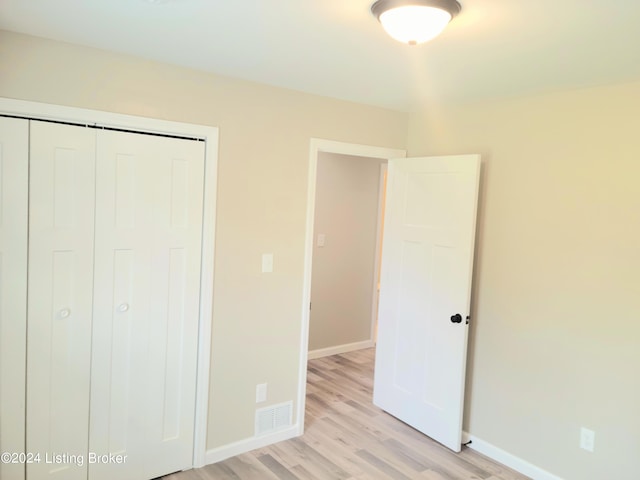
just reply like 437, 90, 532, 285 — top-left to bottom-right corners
255, 401, 292, 436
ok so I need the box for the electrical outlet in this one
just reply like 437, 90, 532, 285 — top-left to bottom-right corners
256, 383, 267, 403
580, 427, 595, 452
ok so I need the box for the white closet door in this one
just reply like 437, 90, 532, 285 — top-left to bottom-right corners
89, 130, 205, 480
27, 121, 96, 480
0, 117, 28, 480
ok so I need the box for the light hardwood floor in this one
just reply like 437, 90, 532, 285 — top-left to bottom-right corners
162, 348, 530, 480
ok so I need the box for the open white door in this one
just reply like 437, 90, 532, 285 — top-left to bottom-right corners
373, 154, 480, 452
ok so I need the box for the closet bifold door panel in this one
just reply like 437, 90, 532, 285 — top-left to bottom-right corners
9, 113, 204, 480
89, 130, 205, 480
27, 121, 97, 480
0, 117, 29, 480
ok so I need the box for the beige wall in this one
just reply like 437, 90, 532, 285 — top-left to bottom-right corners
0, 30, 408, 450
4, 28, 639, 479
407, 82, 640, 480
309, 153, 385, 352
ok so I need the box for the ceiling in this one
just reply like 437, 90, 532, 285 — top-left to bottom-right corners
1, 0, 640, 111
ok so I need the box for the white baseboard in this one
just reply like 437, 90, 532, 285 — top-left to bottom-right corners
205, 425, 299, 465
308, 340, 375, 360
462, 432, 564, 480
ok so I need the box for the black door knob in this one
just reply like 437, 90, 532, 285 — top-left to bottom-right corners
450, 313, 463, 324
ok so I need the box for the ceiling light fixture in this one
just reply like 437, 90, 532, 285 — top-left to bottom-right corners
371, 0, 461, 45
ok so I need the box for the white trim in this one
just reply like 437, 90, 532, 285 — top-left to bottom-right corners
0, 98, 211, 139
298, 139, 406, 437
205, 426, 298, 465
462, 432, 564, 480
370, 162, 388, 344
308, 139, 406, 160
0, 97, 218, 469
308, 340, 375, 360
194, 126, 218, 468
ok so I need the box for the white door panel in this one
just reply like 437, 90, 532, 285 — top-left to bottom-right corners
90, 130, 204, 480
0, 117, 29, 480
373, 155, 480, 452
27, 121, 96, 480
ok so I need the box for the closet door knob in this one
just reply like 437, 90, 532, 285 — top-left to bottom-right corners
59, 308, 71, 319
118, 303, 130, 313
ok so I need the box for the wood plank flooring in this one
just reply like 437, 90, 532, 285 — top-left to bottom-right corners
162, 348, 530, 480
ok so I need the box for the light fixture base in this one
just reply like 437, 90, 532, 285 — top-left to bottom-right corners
371, 0, 461, 20
371, 0, 461, 45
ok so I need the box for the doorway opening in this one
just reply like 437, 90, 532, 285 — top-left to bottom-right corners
296, 139, 405, 434
307, 152, 386, 358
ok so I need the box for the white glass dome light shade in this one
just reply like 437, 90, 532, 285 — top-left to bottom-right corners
380, 6, 451, 45
371, 0, 462, 45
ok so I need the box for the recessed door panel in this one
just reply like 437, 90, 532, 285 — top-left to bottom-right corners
115, 154, 136, 228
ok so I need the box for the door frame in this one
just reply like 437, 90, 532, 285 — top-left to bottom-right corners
372, 162, 388, 344
297, 138, 405, 435
0, 97, 218, 468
